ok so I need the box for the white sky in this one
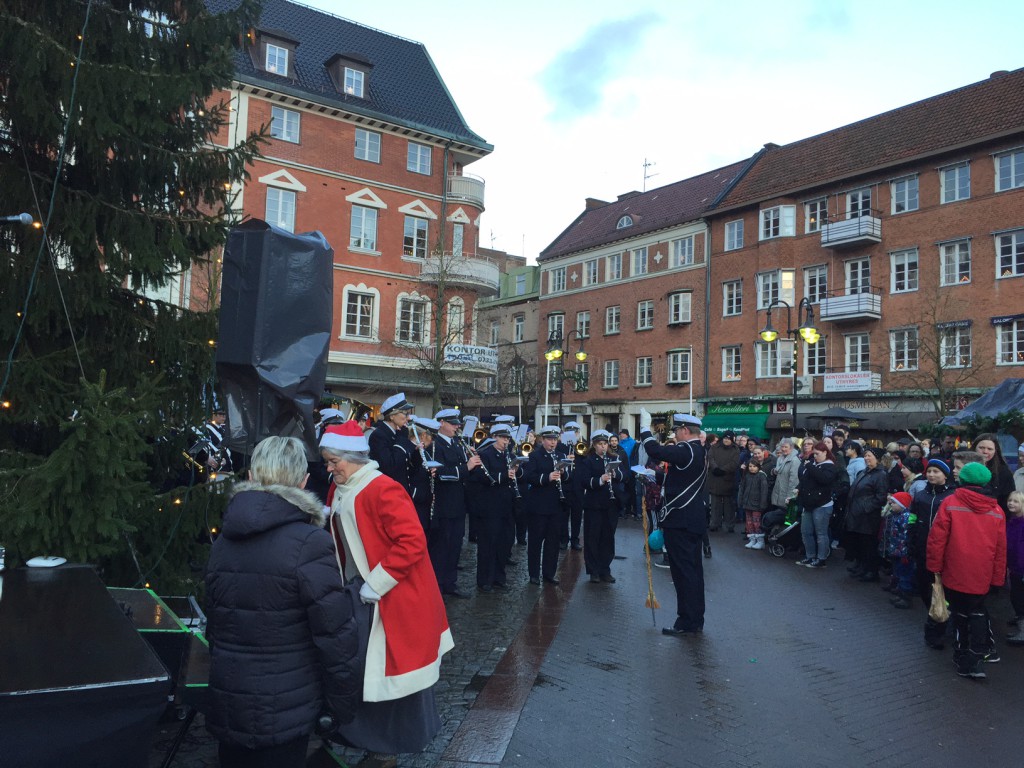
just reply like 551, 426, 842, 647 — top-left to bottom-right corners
301, 0, 1024, 260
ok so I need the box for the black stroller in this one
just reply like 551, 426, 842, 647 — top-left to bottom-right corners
762, 501, 801, 558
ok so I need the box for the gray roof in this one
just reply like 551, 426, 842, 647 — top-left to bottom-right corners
208, 0, 491, 151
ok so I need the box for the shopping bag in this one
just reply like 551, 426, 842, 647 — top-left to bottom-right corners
928, 574, 950, 623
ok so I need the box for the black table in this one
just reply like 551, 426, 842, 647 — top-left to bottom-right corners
0, 565, 171, 768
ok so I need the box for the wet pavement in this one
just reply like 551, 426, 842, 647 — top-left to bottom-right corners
152, 522, 1024, 767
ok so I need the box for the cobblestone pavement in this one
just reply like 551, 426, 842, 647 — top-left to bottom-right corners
152, 521, 1024, 767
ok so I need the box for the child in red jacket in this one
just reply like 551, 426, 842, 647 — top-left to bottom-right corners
927, 462, 1007, 679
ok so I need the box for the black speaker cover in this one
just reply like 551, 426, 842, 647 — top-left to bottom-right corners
216, 220, 334, 458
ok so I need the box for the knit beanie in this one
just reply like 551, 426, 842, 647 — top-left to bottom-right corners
889, 492, 913, 510
866, 446, 886, 462
924, 458, 951, 479
958, 462, 992, 486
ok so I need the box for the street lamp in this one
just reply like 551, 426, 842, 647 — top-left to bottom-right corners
542, 329, 587, 423
758, 298, 819, 432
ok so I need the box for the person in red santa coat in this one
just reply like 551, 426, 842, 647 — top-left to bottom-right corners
320, 421, 454, 768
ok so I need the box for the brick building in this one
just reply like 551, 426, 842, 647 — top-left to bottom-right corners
201, 0, 495, 417
541, 67, 1024, 440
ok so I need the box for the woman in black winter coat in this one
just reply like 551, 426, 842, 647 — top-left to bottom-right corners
974, 432, 1015, 513
796, 443, 839, 567
844, 446, 890, 582
906, 457, 956, 649
205, 436, 361, 768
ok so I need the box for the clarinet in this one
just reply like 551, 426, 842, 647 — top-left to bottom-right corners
506, 447, 521, 499
603, 455, 616, 499
551, 450, 565, 501
477, 445, 496, 484
426, 443, 437, 519
409, 421, 429, 467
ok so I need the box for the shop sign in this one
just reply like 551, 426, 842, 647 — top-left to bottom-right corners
823, 372, 880, 393
705, 403, 770, 415
443, 344, 498, 373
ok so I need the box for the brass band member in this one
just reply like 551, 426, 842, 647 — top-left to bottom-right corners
574, 429, 622, 584
469, 424, 522, 592
367, 392, 421, 502
523, 425, 568, 585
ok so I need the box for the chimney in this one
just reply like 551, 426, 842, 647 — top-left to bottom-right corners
616, 191, 641, 202
990, 70, 1010, 79
585, 197, 609, 210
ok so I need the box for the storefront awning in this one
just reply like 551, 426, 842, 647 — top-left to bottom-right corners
700, 412, 770, 438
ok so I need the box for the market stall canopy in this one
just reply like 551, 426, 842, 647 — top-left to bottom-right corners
805, 406, 868, 421
941, 379, 1024, 426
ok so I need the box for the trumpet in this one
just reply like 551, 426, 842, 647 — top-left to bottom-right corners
473, 427, 487, 443
574, 440, 588, 456
520, 442, 534, 455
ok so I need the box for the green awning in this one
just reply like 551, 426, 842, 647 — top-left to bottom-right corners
700, 412, 770, 438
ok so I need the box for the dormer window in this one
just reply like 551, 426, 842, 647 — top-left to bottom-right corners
325, 53, 373, 98
344, 67, 364, 97
616, 215, 633, 229
266, 43, 288, 75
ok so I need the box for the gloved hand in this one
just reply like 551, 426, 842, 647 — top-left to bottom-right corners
639, 408, 652, 431
358, 582, 381, 604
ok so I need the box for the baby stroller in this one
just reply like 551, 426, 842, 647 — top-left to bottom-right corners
763, 501, 801, 558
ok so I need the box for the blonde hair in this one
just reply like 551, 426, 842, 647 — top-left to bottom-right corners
1008, 491, 1024, 517
250, 436, 308, 487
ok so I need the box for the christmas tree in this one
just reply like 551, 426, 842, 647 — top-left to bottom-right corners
0, 0, 264, 590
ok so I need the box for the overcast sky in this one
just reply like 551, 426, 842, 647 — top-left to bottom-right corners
300, 0, 1024, 260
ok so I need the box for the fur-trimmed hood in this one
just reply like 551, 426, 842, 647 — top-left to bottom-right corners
222, 482, 326, 540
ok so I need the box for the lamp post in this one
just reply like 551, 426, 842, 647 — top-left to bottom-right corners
543, 329, 587, 425
758, 298, 819, 433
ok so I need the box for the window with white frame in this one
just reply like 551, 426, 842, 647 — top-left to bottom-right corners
668, 292, 692, 324
996, 149, 1024, 192
397, 298, 428, 344
636, 356, 653, 386
355, 128, 381, 162
757, 269, 795, 309
760, 205, 796, 239
344, 67, 364, 97
344, 290, 375, 339
407, 142, 431, 175
603, 359, 620, 387
583, 258, 600, 286
725, 219, 744, 251
576, 311, 590, 338
547, 313, 564, 338
514, 274, 527, 295
723, 280, 743, 316
804, 339, 826, 376
756, 339, 794, 378
940, 240, 971, 285
350, 205, 378, 250
265, 43, 288, 75
513, 313, 525, 343
846, 189, 872, 219
844, 333, 870, 372
575, 362, 589, 391
270, 106, 300, 143
939, 323, 972, 368
606, 252, 622, 281
549, 267, 566, 293
605, 306, 621, 334
805, 199, 827, 233
804, 264, 828, 303
403, 216, 428, 259
845, 258, 870, 295
667, 349, 691, 384
632, 247, 648, 276
265, 187, 295, 232
997, 231, 1024, 278
489, 320, 500, 347
547, 361, 563, 392
447, 298, 464, 342
671, 236, 695, 267
452, 223, 464, 258
890, 249, 919, 293
941, 162, 970, 203
890, 328, 919, 371
722, 346, 741, 381
637, 300, 654, 330
891, 176, 919, 214
997, 320, 1024, 365
616, 215, 633, 229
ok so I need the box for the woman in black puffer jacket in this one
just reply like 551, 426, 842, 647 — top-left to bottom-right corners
796, 442, 839, 567
844, 446, 890, 582
205, 436, 361, 768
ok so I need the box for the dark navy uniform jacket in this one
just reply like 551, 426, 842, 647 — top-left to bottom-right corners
640, 430, 709, 534
523, 447, 567, 516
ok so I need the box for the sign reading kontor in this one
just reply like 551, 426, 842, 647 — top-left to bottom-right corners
443, 344, 498, 373
823, 371, 879, 393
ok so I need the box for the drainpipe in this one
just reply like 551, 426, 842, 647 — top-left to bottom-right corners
703, 218, 711, 409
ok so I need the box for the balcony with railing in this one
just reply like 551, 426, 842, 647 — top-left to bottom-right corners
419, 252, 501, 295
447, 173, 485, 210
820, 209, 882, 248
817, 290, 882, 322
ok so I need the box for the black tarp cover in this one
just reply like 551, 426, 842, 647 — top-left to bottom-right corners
216, 220, 334, 458
941, 378, 1024, 426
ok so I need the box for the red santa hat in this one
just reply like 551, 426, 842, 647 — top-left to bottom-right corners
889, 491, 913, 511
319, 420, 369, 453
